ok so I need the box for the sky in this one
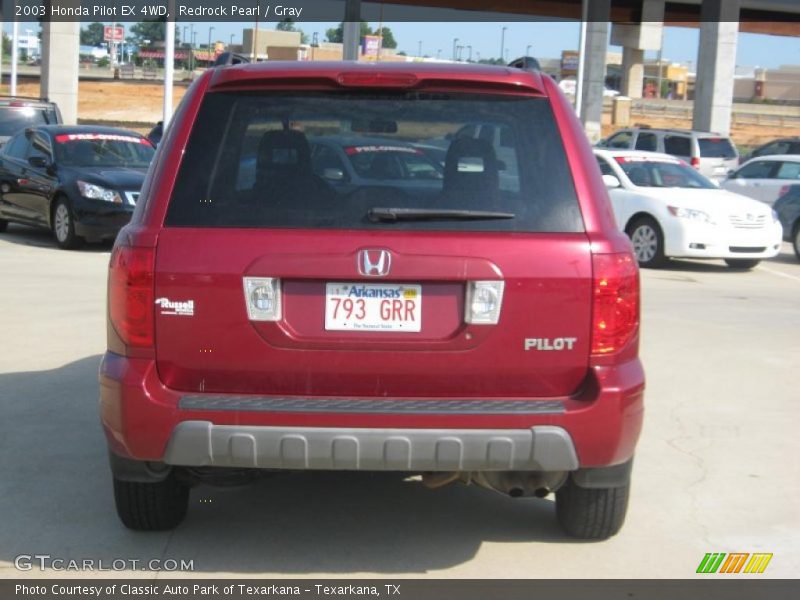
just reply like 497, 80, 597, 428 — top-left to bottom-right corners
4, 21, 800, 70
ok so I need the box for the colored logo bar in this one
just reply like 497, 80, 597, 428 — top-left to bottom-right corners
697, 553, 773, 574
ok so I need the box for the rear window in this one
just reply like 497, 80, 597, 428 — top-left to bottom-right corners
0, 106, 58, 136
698, 138, 737, 159
165, 91, 583, 233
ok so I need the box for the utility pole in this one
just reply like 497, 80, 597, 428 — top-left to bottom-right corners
500, 26, 507, 62
452, 38, 458, 61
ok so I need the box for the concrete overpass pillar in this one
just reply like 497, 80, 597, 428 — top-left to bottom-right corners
692, 0, 740, 135
41, 19, 80, 125
579, 0, 610, 143
343, 0, 361, 61
620, 48, 645, 98
611, 0, 665, 100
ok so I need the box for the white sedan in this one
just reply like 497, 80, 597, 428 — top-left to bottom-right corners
721, 154, 800, 207
595, 149, 783, 269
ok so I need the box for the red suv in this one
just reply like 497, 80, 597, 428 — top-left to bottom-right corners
100, 62, 644, 539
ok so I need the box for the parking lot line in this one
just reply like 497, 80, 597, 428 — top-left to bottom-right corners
757, 265, 800, 283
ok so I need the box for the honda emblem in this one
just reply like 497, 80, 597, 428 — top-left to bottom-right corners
358, 249, 391, 277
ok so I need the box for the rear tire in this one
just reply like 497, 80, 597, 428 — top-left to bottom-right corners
626, 216, 666, 268
724, 258, 760, 270
556, 477, 630, 540
0, 219, 7, 232
113, 473, 189, 531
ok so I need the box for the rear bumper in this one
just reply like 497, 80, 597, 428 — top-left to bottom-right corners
99, 353, 644, 471
164, 422, 578, 471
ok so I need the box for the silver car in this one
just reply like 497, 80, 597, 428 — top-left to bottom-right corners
722, 154, 800, 207
597, 127, 739, 181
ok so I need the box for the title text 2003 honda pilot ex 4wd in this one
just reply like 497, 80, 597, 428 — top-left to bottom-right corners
100, 62, 644, 540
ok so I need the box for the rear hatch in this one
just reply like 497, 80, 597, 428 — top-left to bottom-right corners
698, 137, 739, 179
154, 86, 592, 398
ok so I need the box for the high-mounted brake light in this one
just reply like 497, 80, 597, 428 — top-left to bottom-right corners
109, 245, 155, 348
591, 253, 639, 355
337, 72, 418, 88
690, 157, 700, 169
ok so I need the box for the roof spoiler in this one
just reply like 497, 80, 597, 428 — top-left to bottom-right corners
213, 52, 251, 67
507, 56, 541, 72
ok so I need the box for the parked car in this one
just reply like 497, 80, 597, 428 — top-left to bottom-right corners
0, 96, 62, 145
773, 184, 800, 260
0, 126, 154, 248
740, 137, 800, 163
597, 127, 739, 181
101, 61, 644, 539
595, 149, 782, 269
721, 155, 800, 207
314, 136, 444, 192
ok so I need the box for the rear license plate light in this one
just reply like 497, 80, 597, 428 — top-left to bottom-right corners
465, 281, 505, 325
243, 277, 282, 321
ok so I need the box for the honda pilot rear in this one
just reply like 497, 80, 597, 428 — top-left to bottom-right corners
100, 62, 644, 539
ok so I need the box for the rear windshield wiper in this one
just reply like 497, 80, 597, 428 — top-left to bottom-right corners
368, 207, 515, 223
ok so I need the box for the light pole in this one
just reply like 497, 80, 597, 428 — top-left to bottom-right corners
452, 38, 458, 61
10, 20, 18, 95
500, 26, 507, 62
466, 45, 472, 62
208, 26, 215, 65
230, 34, 235, 48
192, 31, 197, 72
436, 49, 441, 59
526, 44, 532, 56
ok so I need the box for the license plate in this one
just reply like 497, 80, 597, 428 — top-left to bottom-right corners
325, 283, 422, 332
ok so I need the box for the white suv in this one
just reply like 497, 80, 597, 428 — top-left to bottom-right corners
597, 127, 739, 181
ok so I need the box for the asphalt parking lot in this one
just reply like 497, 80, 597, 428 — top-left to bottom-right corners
0, 222, 798, 579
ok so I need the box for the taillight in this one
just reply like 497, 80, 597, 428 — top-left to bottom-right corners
109, 245, 155, 348
778, 185, 790, 198
690, 157, 700, 169
591, 253, 639, 356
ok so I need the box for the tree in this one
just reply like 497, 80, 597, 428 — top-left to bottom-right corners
325, 22, 372, 44
374, 27, 397, 49
275, 19, 308, 44
80, 22, 105, 46
130, 21, 167, 45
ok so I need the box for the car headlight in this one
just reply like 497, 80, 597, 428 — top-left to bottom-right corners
667, 206, 715, 225
77, 180, 122, 204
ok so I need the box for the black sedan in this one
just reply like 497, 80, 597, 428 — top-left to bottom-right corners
0, 125, 154, 249
774, 184, 800, 260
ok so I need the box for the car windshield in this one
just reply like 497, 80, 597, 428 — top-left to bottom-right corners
165, 91, 583, 233
0, 107, 58, 136
53, 133, 154, 168
615, 157, 717, 189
